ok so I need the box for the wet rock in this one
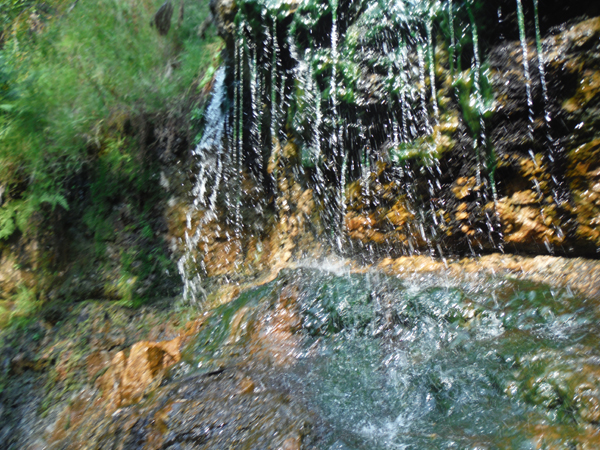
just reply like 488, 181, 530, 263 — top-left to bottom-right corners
85, 350, 111, 380
10, 352, 42, 374
96, 336, 182, 408
238, 376, 255, 394
495, 191, 561, 248
209, 0, 237, 49
152, 1, 174, 36
452, 177, 478, 200
512, 345, 600, 436
566, 139, 600, 248
0, 298, 188, 448
249, 285, 302, 366
279, 435, 301, 450
44, 348, 314, 450
377, 253, 600, 299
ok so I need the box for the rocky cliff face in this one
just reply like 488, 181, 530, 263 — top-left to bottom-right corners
3, 1, 599, 304
199, 0, 600, 262
346, 14, 600, 257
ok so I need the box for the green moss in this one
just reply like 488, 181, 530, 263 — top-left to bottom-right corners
390, 139, 436, 165
4, 285, 41, 329
453, 66, 494, 136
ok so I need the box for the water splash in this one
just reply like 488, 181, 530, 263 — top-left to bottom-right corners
179, 265, 600, 449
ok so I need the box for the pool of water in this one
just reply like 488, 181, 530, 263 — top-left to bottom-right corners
177, 265, 600, 449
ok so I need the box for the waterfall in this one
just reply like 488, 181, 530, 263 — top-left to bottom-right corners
515, 0, 534, 136
179, 66, 227, 303
249, 27, 264, 188
175, 0, 595, 285
516, 0, 559, 253
329, 0, 347, 250
169, 1, 600, 448
447, 0, 456, 76
417, 42, 432, 135
470, 17, 485, 188
531, 0, 564, 244
234, 28, 244, 240
426, 18, 439, 126
269, 19, 279, 204
398, 41, 410, 144
309, 50, 326, 197
532, 0, 550, 133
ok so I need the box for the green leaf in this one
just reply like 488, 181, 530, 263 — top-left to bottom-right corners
38, 192, 69, 211
0, 204, 17, 240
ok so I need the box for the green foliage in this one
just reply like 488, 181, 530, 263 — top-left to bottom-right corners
389, 138, 438, 166
76, 134, 179, 305
0, 191, 68, 239
0, 0, 48, 40
4, 283, 40, 328
0, 0, 220, 241
453, 65, 494, 137
0, 203, 17, 239
0, 0, 221, 309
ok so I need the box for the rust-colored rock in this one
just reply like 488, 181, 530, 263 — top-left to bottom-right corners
86, 350, 111, 380
238, 376, 256, 394
452, 177, 477, 200
279, 435, 302, 450
96, 336, 181, 409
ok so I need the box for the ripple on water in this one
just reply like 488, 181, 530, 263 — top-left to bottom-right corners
181, 266, 600, 449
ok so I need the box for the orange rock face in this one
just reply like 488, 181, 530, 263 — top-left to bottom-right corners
96, 336, 182, 409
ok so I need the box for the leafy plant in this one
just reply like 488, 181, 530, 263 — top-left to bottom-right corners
0, 0, 221, 309
0, 0, 220, 237
6, 284, 40, 328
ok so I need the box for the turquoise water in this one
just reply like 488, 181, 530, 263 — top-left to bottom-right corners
178, 266, 600, 449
